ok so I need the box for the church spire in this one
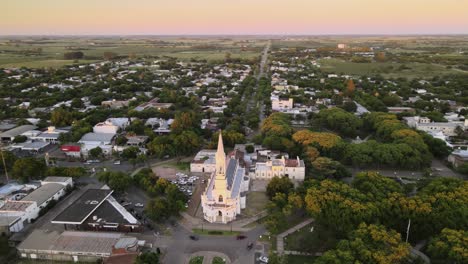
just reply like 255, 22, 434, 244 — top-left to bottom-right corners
215, 130, 226, 175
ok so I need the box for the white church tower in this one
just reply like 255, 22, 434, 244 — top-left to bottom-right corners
201, 131, 246, 223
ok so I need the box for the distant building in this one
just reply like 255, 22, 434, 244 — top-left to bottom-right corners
32, 126, 67, 144
201, 133, 248, 224
387, 107, 415, 114
17, 230, 142, 263
101, 99, 130, 109
404, 116, 467, 137
0, 125, 37, 142
271, 96, 293, 111
337, 43, 347, 49
134, 98, 173, 111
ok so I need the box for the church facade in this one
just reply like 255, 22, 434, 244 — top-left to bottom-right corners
201, 133, 247, 224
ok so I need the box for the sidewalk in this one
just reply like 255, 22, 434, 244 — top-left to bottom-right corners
277, 218, 314, 254
179, 211, 267, 233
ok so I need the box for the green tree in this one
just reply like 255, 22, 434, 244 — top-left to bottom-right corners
171, 130, 202, 156
427, 228, 467, 263
316, 223, 411, 264
11, 158, 47, 182
148, 135, 174, 158
97, 171, 132, 193
13, 135, 27, 143
266, 176, 294, 200
115, 135, 128, 146
121, 146, 140, 160
261, 113, 293, 138
50, 108, 74, 127
88, 147, 103, 159
317, 108, 362, 137
135, 252, 160, 264
245, 144, 254, 153
352, 171, 403, 200
0, 151, 17, 172
145, 197, 169, 221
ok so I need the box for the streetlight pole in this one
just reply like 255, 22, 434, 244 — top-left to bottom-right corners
406, 219, 411, 243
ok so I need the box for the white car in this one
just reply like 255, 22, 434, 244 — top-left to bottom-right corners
258, 256, 269, 263
113, 160, 121, 165
135, 203, 144, 208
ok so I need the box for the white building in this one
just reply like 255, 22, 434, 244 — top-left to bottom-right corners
253, 156, 305, 181
190, 149, 217, 173
32, 126, 68, 144
93, 121, 119, 134
78, 133, 115, 156
271, 96, 293, 111
201, 133, 247, 224
0, 178, 72, 233
404, 116, 466, 137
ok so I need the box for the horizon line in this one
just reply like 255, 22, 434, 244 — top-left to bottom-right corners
1, 33, 468, 37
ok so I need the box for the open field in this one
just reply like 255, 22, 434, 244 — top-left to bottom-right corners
319, 58, 467, 78
0, 37, 265, 68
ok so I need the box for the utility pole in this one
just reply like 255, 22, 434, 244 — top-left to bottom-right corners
406, 219, 411, 243
0, 141, 9, 182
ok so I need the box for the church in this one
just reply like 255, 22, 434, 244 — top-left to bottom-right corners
201, 133, 248, 224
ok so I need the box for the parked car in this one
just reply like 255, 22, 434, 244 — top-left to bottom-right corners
113, 160, 121, 165
236, 235, 247, 240
189, 235, 199, 241
258, 255, 269, 263
121, 202, 132, 207
135, 203, 144, 208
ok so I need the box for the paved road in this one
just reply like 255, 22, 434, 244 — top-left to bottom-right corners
246, 41, 270, 140
161, 225, 266, 264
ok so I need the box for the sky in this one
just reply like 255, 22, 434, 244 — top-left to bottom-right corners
1, 0, 468, 35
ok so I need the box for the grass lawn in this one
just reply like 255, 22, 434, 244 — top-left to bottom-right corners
284, 222, 338, 254
165, 161, 190, 171
192, 229, 240, 236
242, 191, 269, 217
212, 256, 226, 264
285, 255, 318, 264
189, 256, 204, 264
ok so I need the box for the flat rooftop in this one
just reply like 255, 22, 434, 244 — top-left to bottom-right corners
22, 183, 65, 206
52, 189, 113, 224
18, 230, 137, 255
43, 176, 72, 183
0, 201, 34, 212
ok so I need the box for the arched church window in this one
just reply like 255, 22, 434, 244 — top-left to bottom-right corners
218, 195, 223, 203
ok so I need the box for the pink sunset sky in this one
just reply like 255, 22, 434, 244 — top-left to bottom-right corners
1, 0, 468, 35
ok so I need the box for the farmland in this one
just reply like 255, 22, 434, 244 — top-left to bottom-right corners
0, 37, 265, 68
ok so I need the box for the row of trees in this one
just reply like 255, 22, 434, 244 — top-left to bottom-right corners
133, 169, 187, 222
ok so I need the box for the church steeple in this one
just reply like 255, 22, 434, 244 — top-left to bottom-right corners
215, 131, 226, 177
